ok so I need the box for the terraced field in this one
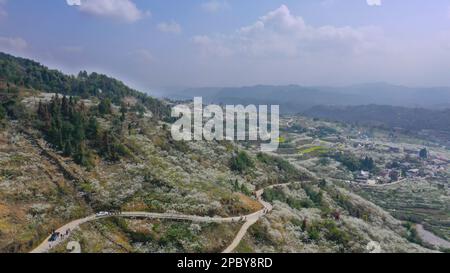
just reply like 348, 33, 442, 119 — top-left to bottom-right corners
353, 179, 450, 242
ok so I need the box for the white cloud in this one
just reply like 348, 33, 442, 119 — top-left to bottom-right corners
192, 35, 233, 57
193, 5, 383, 58
157, 21, 182, 34
201, 0, 230, 13
367, 0, 381, 6
66, 0, 149, 23
66, 0, 81, 5
0, 36, 28, 53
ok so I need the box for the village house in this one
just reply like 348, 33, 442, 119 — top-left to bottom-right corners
355, 170, 370, 184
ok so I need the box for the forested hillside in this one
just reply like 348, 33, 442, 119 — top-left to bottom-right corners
0, 52, 170, 119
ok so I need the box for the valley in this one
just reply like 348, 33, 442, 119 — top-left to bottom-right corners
0, 53, 448, 253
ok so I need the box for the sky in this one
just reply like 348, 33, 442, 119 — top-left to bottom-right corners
1, 0, 450, 93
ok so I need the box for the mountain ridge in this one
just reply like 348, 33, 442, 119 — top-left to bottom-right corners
166, 83, 450, 113
0, 52, 170, 119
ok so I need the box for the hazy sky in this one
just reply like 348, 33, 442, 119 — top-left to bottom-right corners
2, 0, 450, 92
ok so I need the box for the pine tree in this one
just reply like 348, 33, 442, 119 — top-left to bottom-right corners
86, 116, 99, 139
419, 148, 428, 159
63, 140, 73, 157
61, 95, 69, 116
74, 114, 85, 140
37, 101, 44, 117
0, 104, 5, 120
98, 98, 112, 115
101, 131, 111, 157
74, 142, 93, 168
50, 94, 61, 116
37, 100, 51, 129
120, 102, 127, 122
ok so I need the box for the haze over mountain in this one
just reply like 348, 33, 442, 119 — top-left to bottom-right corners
305, 105, 450, 132
167, 83, 450, 113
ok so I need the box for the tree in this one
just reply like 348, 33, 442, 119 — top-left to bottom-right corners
74, 142, 94, 169
319, 179, 327, 189
240, 183, 251, 196
120, 102, 127, 121
0, 52, 170, 119
78, 70, 88, 79
389, 170, 400, 182
230, 151, 254, 173
71, 113, 85, 146
61, 95, 69, 116
419, 148, 428, 159
63, 140, 73, 157
361, 156, 375, 171
98, 98, 112, 115
86, 117, 100, 139
0, 104, 5, 120
334, 152, 361, 172
101, 131, 111, 157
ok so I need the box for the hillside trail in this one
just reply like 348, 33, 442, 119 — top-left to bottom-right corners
31, 183, 299, 253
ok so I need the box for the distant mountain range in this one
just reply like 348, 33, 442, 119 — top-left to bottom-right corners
166, 83, 450, 113
304, 105, 450, 133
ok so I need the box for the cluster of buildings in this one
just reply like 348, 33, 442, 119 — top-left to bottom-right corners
352, 144, 449, 186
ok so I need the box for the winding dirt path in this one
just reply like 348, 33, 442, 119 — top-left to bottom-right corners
30, 183, 297, 254
223, 188, 273, 253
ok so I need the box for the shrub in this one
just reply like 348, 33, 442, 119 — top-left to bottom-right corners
256, 152, 301, 181
230, 151, 254, 173
160, 223, 194, 247
286, 197, 312, 210
332, 191, 371, 221
307, 223, 321, 241
128, 231, 154, 243
262, 188, 286, 203
318, 157, 330, 166
323, 220, 350, 246
240, 183, 252, 196
302, 184, 324, 207
249, 223, 272, 244
403, 222, 423, 245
